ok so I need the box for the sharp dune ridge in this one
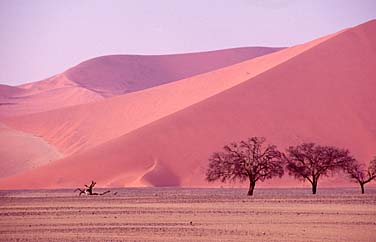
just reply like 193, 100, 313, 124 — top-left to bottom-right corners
0, 47, 282, 117
64, 47, 285, 96
0, 20, 376, 189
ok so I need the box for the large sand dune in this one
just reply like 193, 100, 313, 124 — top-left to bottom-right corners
1, 31, 333, 156
0, 47, 281, 116
0, 20, 375, 189
0, 47, 282, 177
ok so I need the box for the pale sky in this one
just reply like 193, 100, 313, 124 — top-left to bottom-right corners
1, 0, 376, 85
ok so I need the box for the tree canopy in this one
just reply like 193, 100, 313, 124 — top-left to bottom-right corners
345, 157, 376, 194
285, 143, 353, 194
206, 137, 284, 195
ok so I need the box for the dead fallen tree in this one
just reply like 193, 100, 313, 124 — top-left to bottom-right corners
74, 181, 110, 196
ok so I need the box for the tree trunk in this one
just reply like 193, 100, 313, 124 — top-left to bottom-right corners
312, 182, 317, 195
248, 181, 255, 196
360, 182, 365, 194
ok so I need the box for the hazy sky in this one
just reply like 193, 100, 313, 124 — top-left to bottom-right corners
1, 0, 376, 85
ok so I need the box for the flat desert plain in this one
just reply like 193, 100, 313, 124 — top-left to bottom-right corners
0, 188, 375, 242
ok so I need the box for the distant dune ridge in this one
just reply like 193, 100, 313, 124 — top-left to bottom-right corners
0, 47, 281, 117
0, 20, 375, 189
0, 84, 24, 98
64, 47, 283, 97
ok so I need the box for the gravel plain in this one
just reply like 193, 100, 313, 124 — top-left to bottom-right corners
0, 188, 375, 242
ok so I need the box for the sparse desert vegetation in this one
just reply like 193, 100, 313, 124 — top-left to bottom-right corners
206, 137, 375, 195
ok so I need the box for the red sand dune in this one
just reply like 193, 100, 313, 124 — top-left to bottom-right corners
1, 32, 334, 156
0, 47, 281, 117
1, 20, 375, 189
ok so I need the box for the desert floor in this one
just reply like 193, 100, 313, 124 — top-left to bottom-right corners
0, 187, 375, 242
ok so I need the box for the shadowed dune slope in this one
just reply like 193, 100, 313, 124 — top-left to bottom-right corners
0, 47, 282, 117
0, 84, 24, 98
1, 33, 334, 156
0, 20, 375, 189
0, 85, 25, 113
64, 47, 283, 96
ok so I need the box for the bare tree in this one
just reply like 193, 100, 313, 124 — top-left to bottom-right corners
345, 157, 376, 194
206, 137, 284, 196
285, 143, 353, 194
74, 181, 110, 196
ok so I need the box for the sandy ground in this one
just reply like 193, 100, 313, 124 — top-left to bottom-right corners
0, 188, 375, 242
0, 122, 62, 178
